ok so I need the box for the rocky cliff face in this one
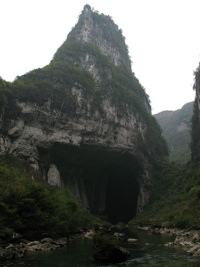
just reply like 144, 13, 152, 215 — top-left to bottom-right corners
191, 65, 200, 162
0, 5, 167, 223
194, 64, 200, 112
54, 5, 131, 70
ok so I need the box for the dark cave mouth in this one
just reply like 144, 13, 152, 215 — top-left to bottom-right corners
42, 144, 141, 225
104, 165, 139, 224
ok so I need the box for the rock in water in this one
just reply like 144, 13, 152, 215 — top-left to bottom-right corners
93, 244, 130, 263
93, 225, 130, 262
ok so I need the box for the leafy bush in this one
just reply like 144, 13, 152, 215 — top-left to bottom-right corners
0, 155, 94, 240
189, 186, 200, 199
129, 158, 200, 229
93, 225, 119, 248
174, 217, 191, 229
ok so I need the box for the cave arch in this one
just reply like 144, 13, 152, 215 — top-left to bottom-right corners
40, 144, 141, 224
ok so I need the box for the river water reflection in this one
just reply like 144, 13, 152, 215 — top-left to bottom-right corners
4, 230, 200, 267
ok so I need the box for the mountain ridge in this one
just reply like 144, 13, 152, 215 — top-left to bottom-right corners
154, 101, 193, 163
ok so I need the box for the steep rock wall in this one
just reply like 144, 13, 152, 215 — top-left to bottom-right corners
55, 5, 131, 70
191, 65, 200, 162
0, 90, 151, 220
194, 64, 200, 111
0, 5, 167, 223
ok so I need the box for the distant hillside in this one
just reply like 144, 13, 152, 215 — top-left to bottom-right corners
154, 102, 194, 163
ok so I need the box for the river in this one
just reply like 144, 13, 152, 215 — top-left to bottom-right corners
3, 230, 200, 267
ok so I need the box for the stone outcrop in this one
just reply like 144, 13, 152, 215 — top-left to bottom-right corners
0, 5, 167, 223
92, 224, 130, 263
138, 226, 200, 257
93, 244, 130, 263
0, 89, 152, 221
26, 237, 67, 251
47, 164, 62, 188
166, 234, 200, 257
0, 244, 26, 261
0, 237, 68, 261
55, 5, 132, 71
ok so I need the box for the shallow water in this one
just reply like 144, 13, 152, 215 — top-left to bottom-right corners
3, 230, 200, 267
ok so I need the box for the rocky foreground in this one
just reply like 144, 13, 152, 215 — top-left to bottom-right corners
1, 225, 200, 261
138, 226, 200, 257
0, 236, 71, 261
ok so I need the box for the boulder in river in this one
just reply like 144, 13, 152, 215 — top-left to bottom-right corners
93, 225, 130, 263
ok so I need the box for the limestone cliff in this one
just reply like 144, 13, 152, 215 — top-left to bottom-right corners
191, 65, 200, 162
0, 5, 168, 223
194, 63, 200, 112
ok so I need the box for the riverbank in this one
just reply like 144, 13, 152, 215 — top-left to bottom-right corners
0, 233, 84, 261
137, 226, 200, 257
1, 225, 200, 262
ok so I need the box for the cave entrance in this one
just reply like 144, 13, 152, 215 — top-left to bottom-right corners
105, 165, 139, 224
42, 143, 141, 224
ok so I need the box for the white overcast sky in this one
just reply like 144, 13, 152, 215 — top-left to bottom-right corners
0, 0, 199, 114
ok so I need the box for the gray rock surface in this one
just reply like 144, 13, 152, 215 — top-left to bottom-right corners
0, 5, 166, 220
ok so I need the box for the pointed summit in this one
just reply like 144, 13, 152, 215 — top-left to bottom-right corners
53, 5, 131, 69
83, 4, 92, 13
0, 5, 169, 225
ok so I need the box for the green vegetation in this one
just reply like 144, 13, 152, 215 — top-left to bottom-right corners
12, 61, 95, 112
0, 77, 11, 91
93, 225, 120, 249
10, 42, 147, 118
10, 41, 165, 161
129, 159, 200, 229
92, 224, 130, 262
145, 116, 169, 160
0, 155, 95, 241
130, 67, 200, 230
0, 77, 12, 111
52, 5, 152, 117
0, 5, 184, 237
53, 40, 150, 110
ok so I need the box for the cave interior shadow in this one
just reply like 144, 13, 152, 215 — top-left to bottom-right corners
104, 164, 139, 224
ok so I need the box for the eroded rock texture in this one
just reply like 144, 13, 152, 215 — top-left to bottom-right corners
0, 5, 167, 223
